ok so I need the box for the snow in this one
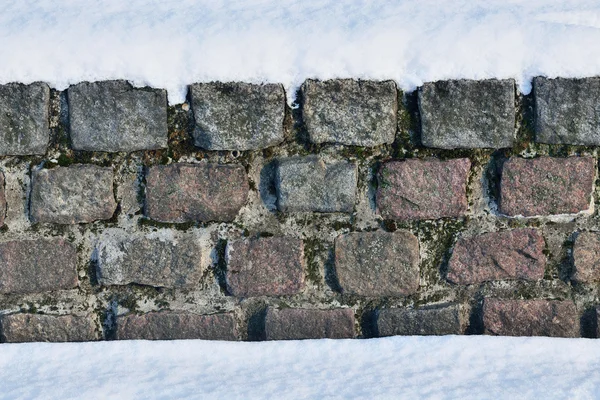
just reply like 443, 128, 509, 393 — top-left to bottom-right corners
2, 0, 600, 104
1, 336, 600, 399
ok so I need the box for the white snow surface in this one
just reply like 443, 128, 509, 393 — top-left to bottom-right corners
3, 0, 600, 104
1, 336, 600, 399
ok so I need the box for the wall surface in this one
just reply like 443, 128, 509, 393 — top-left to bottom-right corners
1, 77, 600, 342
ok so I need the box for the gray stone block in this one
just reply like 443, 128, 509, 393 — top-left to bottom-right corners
419, 79, 515, 149
302, 79, 397, 146
276, 156, 357, 213
378, 304, 463, 336
534, 77, 600, 145
1, 314, 98, 342
96, 229, 204, 288
68, 80, 167, 152
0, 82, 50, 155
190, 82, 285, 150
265, 308, 355, 340
30, 165, 117, 224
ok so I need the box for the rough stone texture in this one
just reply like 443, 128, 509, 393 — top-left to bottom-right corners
265, 308, 355, 340
447, 229, 546, 285
116, 312, 238, 340
0, 82, 50, 155
334, 231, 420, 297
0, 172, 6, 227
534, 77, 600, 145
301, 79, 397, 146
145, 163, 249, 223
96, 230, 204, 288
499, 157, 595, 217
0, 238, 78, 294
572, 231, 600, 283
68, 80, 168, 152
30, 165, 117, 224
190, 82, 285, 150
377, 158, 470, 221
483, 298, 579, 337
276, 156, 357, 213
377, 304, 462, 336
419, 79, 515, 149
0, 314, 98, 343
117, 171, 141, 216
226, 237, 305, 297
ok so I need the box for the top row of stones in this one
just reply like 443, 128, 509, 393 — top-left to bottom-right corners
1, 77, 599, 155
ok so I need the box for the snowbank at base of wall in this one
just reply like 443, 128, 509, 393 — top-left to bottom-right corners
1, 335, 600, 399
3, 0, 600, 104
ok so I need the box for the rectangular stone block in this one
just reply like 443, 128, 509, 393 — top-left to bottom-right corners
265, 308, 355, 340
499, 157, 595, 217
0, 82, 50, 155
534, 77, 600, 145
334, 231, 420, 297
145, 163, 249, 223
30, 165, 117, 224
301, 79, 397, 146
276, 156, 357, 213
96, 229, 204, 288
190, 82, 285, 150
483, 298, 579, 337
419, 79, 515, 149
377, 158, 470, 221
0, 238, 78, 294
68, 80, 168, 152
226, 237, 305, 297
115, 312, 238, 340
447, 229, 546, 285
0, 314, 98, 343
377, 304, 462, 336
572, 231, 600, 283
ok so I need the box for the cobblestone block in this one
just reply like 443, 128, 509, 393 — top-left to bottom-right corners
572, 231, 600, 282
265, 308, 355, 340
378, 304, 462, 336
0, 314, 98, 342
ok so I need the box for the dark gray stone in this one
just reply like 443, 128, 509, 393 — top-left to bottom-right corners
419, 79, 515, 149
96, 229, 204, 288
68, 80, 168, 152
116, 312, 238, 340
30, 165, 117, 224
534, 77, 600, 145
378, 304, 463, 336
276, 156, 357, 213
301, 79, 397, 146
190, 82, 285, 150
334, 231, 420, 297
0, 82, 50, 155
0, 314, 98, 342
0, 238, 78, 294
265, 308, 355, 340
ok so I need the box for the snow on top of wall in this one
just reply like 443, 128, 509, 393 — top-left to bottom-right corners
2, 0, 600, 104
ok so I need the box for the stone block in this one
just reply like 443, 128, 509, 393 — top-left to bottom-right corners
377, 304, 462, 336
572, 231, 600, 282
1, 314, 98, 342
265, 308, 355, 340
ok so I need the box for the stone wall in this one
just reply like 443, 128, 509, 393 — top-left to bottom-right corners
1, 77, 600, 342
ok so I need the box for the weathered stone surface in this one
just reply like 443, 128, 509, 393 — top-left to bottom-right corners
117, 171, 141, 216
419, 79, 515, 149
534, 77, 600, 145
276, 156, 357, 213
145, 163, 249, 223
226, 237, 305, 297
0, 82, 50, 155
0, 238, 78, 294
96, 229, 204, 288
499, 157, 595, 217
377, 158, 470, 221
190, 82, 285, 150
30, 165, 117, 224
447, 229, 546, 285
116, 312, 237, 340
483, 298, 579, 337
265, 308, 355, 340
335, 231, 420, 297
0, 314, 98, 343
0, 172, 6, 227
572, 231, 600, 283
377, 304, 462, 336
301, 79, 397, 146
68, 80, 168, 152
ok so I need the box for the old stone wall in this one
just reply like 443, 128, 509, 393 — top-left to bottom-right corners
1, 77, 600, 342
